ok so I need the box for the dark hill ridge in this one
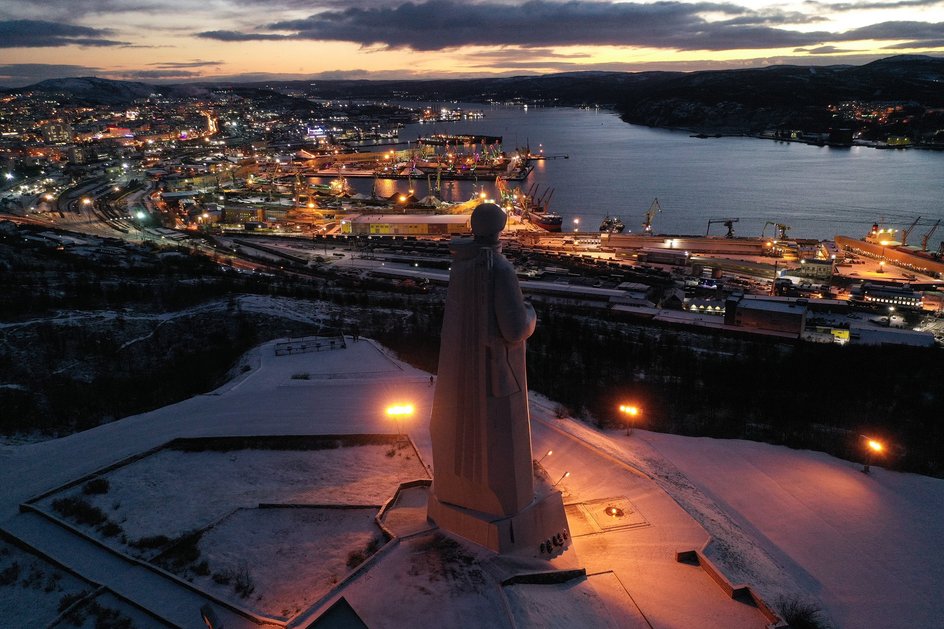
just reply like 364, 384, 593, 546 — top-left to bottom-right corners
22, 77, 172, 105
6, 55, 943, 133
612, 56, 944, 132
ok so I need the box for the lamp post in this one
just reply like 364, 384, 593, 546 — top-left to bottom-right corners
386, 403, 414, 440
861, 436, 884, 474
553, 471, 571, 487
619, 404, 640, 435
538, 449, 553, 464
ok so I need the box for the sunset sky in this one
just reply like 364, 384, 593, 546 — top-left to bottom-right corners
1, 0, 942, 86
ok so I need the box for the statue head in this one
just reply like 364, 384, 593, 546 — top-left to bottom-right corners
471, 202, 506, 244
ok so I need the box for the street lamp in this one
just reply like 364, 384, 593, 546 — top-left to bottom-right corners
386, 403, 414, 438
619, 404, 640, 435
553, 471, 571, 487
861, 435, 884, 474
538, 449, 553, 463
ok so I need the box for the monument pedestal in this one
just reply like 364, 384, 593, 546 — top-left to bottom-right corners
428, 490, 570, 555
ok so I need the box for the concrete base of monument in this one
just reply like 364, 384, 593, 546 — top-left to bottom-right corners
427, 490, 572, 556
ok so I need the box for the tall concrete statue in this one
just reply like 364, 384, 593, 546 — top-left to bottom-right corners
428, 203, 569, 554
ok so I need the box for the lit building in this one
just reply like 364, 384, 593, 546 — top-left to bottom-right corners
343, 214, 471, 236
42, 122, 73, 144
795, 258, 835, 279
852, 283, 923, 310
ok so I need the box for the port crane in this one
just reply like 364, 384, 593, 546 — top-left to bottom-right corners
532, 186, 554, 212
706, 218, 739, 238
921, 219, 940, 251
901, 216, 922, 247
761, 221, 791, 240
643, 198, 663, 234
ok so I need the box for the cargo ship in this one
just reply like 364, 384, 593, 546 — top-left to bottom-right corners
528, 211, 563, 232
835, 221, 944, 278
495, 178, 563, 231
600, 215, 626, 233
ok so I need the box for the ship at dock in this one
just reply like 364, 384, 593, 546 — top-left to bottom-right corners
496, 177, 563, 232
600, 215, 625, 233
835, 220, 944, 278
528, 212, 563, 231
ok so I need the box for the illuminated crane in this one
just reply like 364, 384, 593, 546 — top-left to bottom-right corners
643, 198, 663, 234
761, 221, 791, 240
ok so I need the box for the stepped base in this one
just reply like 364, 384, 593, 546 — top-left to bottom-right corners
427, 491, 570, 555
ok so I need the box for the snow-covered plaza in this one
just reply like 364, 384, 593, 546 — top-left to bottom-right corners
1, 336, 942, 628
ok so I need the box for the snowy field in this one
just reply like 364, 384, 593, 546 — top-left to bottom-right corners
0, 540, 91, 626
36, 439, 427, 558
191, 506, 383, 619
640, 432, 944, 629
0, 539, 161, 629
48, 590, 170, 629
26, 436, 426, 624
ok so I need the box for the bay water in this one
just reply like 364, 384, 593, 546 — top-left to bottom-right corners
340, 105, 944, 241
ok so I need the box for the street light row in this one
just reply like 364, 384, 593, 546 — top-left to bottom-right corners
387, 401, 886, 478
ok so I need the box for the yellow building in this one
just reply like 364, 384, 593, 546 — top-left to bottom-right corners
343, 214, 471, 236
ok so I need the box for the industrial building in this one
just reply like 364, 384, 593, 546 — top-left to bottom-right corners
342, 214, 471, 236
724, 294, 808, 336
794, 258, 835, 279
851, 283, 924, 310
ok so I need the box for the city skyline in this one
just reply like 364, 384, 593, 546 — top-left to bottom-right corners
1, 0, 943, 87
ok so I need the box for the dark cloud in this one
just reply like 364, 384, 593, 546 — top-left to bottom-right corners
793, 45, 860, 53
197, 30, 293, 42
0, 20, 127, 48
882, 38, 944, 48
839, 20, 944, 40
715, 11, 825, 26
0, 0, 155, 21
470, 48, 592, 61
197, 0, 841, 52
147, 60, 224, 69
198, 2, 944, 54
467, 60, 582, 70
805, 0, 944, 11
119, 69, 203, 79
